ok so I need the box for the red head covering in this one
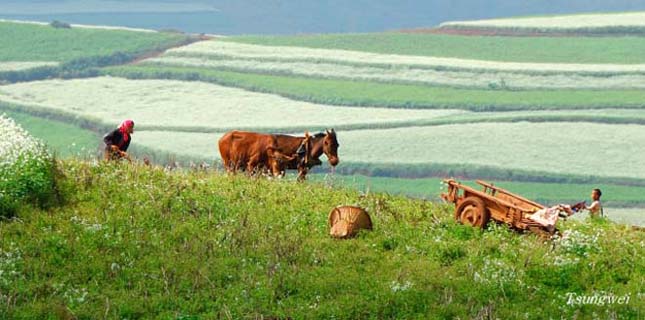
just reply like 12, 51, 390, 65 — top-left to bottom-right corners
118, 120, 134, 142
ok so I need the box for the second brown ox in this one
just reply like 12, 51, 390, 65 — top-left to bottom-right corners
218, 131, 295, 176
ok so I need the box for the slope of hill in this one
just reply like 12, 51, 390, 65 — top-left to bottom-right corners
1, 160, 642, 318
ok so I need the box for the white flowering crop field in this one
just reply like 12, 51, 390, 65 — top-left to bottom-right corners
144, 55, 645, 90
337, 122, 645, 179
0, 77, 465, 131
440, 12, 645, 30
0, 114, 49, 170
133, 131, 224, 160
0, 61, 58, 72
131, 122, 645, 180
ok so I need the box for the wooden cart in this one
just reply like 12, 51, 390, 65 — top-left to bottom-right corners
441, 179, 556, 236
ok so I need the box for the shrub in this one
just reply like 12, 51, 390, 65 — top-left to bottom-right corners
0, 114, 58, 217
49, 20, 71, 29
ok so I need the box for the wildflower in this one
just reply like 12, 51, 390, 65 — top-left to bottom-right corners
390, 280, 413, 292
0, 114, 54, 206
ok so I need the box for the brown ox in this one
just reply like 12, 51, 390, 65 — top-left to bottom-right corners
273, 129, 339, 180
218, 130, 295, 176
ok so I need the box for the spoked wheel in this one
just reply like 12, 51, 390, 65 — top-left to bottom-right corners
455, 197, 490, 229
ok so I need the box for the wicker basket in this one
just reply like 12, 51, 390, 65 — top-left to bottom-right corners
328, 206, 373, 238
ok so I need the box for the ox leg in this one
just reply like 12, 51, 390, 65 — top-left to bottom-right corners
297, 167, 308, 181
222, 159, 233, 174
270, 159, 285, 178
247, 156, 261, 176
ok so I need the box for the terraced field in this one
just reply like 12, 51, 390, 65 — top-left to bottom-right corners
157, 40, 645, 74
104, 65, 645, 111
3, 13, 644, 219
228, 32, 645, 63
0, 77, 466, 132
144, 55, 645, 90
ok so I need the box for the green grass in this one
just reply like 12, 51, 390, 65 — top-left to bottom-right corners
0, 21, 185, 63
1, 160, 642, 318
103, 65, 645, 111
226, 33, 645, 64
1, 110, 98, 158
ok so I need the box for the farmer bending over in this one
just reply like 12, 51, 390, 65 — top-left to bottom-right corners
103, 119, 134, 161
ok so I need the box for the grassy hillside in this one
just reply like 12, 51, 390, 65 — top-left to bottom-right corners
1, 161, 642, 318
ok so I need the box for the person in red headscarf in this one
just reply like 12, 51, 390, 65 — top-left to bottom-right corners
103, 120, 134, 161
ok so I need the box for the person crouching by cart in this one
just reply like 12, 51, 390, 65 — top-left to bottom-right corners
103, 120, 134, 161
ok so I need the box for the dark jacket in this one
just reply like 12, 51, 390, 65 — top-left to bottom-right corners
103, 128, 131, 152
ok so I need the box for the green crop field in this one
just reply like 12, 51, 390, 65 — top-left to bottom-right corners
0, 20, 185, 63
315, 175, 645, 207
2, 110, 98, 158
226, 33, 645, 64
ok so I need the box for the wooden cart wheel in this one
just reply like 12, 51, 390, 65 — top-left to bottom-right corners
456, 197, 490, 229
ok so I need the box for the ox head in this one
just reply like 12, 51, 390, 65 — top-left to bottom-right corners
323, 128, 339, 167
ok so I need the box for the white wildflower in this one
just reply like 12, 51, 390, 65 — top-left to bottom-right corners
390, 280, 413, 292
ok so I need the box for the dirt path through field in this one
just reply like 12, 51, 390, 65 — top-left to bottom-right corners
128, 34, 214, 65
